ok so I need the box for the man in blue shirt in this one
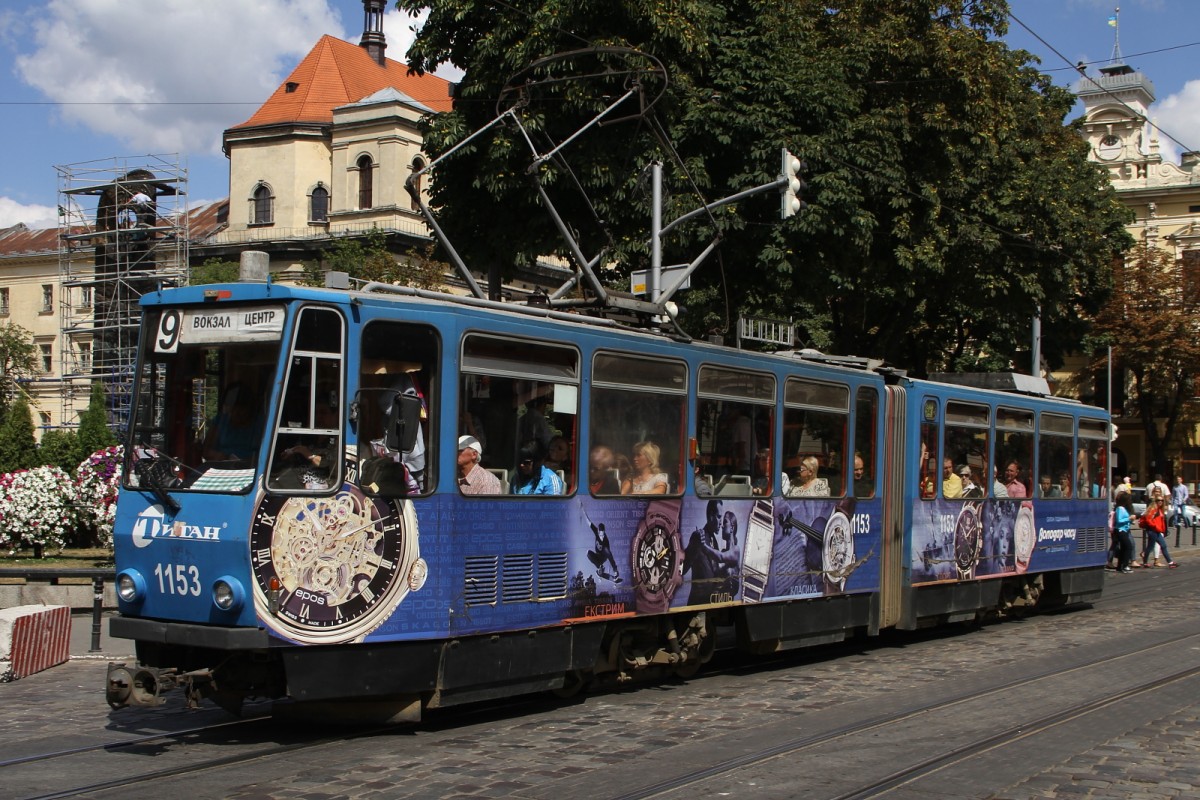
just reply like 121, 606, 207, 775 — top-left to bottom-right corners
1171, 475, 1190, 527
512, 439, 564, 495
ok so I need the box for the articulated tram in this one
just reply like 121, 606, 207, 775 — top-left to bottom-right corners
106, 278, 1109, 718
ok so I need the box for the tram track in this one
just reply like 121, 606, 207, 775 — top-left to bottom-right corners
829, 663, 1200, 800
604, 627, 1200, 800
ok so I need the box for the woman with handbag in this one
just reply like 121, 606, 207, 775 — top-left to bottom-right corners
1137, 496, 1177, 568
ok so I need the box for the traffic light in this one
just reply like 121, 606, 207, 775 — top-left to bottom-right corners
780, 148, 806, 219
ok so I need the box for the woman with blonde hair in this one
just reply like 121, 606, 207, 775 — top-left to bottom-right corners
787, 456, 830, 497
626, 441, 669, 495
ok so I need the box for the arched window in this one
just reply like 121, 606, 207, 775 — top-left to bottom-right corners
357, 155, 374, 210
409, 157, 426, 212
252, 183, 273, 225
310, 185, 329, 223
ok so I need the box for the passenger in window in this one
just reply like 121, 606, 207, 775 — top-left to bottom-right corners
751, 449, 773, 496
1003, 460, 1027, 498
787, 456, 829, 497
959, 465, 983, 498
942, 458, 962, 499
615, 453, 634, 494
1038, 475, 1062, 498
853, 453, 873, 497
626, 441, 669, 495
588, 445, 622, 495
545, 435, 572, 484
918, 441, 935, 498
518, 394, 555, 452
511, 439, 564, 495
992, 469, 1009, 498
694, 462, 715, 497
457, 435, 501, 495
1059, 472, 1074, 499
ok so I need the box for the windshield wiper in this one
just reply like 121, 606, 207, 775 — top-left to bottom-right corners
132, 446, 182, 514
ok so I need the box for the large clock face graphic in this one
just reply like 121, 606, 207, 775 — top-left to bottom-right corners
1013, 501, 1036, 574
822, 509, 855, 592
250, 484, 424, 644
953, 501, 983, 580
631, 501, 683, 614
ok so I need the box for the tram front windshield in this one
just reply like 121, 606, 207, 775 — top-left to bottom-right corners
126, 304, 284, 494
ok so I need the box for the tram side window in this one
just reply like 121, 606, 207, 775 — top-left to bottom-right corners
458, 334, 579, 496
783, 378, 848, 498
1038, 414, 1074, 499
917, 401, 938, 499
267, 307, 344, 492
354, 321, 439, 497
997, 408, 1034, 498
943, 401, 989, 500
853, 387, 878, 498
1079, 418, 1110, 499
694, 365, 775, 497
590, 352, 686, 497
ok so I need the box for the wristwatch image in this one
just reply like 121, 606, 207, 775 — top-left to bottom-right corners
631, 500, 684, 614
251, 480, 425, 644
954, 500, 983, 581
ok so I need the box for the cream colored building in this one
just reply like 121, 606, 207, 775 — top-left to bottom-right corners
1073, 58, 1200, 482
0, 224, 75, 434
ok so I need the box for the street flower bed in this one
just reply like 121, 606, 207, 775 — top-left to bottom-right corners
75, 445, 123, 548
0, 465, 78, 554
0, 446, 124, 556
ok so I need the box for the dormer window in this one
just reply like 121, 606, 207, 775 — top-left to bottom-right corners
286, 82, 299, 93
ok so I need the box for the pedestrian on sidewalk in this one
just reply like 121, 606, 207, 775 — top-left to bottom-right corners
1137, 496, 1178, 569
1113, 492, 1136, 573
1171, 475, 1189, 527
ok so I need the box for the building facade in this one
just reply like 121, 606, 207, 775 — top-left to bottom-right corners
1074, 58, 1200, 483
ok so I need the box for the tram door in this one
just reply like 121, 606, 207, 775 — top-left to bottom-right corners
878, 385, 906, 629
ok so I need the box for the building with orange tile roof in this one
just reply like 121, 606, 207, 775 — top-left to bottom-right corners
210, 5, 454, 274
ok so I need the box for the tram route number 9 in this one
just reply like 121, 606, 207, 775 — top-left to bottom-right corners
154, 562, 201, 597
155, 309, 183, 353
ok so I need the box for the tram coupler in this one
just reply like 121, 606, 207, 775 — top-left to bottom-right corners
106, 662, 214, 709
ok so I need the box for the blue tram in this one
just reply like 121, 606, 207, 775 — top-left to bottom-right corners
105, 277, 1109, 716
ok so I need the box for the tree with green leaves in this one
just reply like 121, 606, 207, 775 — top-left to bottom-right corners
0, 395, 38, 474
399, 0, 1131, 375
0, 322, 38, 416
191, 257, 241, 286
38, 428, 82, 471
1091, 244, 1200, 480
305, 228, 445, 290
78, 381, 117, 456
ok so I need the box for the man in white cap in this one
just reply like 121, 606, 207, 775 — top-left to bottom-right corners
457, 435, 501, 495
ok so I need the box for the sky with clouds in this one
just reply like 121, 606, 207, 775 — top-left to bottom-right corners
1, 0, 1197, 230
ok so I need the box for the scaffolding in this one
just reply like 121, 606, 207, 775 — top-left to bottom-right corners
56, 155, 189, 435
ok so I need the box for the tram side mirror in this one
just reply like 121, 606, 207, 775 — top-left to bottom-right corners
385, 392, 422, 453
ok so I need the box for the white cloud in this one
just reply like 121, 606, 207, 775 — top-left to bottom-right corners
0, 197, 59, 229
11, 0, 430, 158
1152, 79, 1200, 162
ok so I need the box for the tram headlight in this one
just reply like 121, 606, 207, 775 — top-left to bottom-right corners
212, 576, 246, 613
116, 570, 146, 604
